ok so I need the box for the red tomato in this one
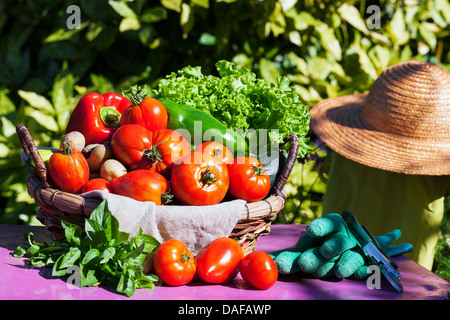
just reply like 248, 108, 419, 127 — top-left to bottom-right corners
194, 141, 233, 165
48, 142, 89, 194
109, 170, 170, 205
240, 251, 278, 290
170, 151, 229, 206
151, 129, 191, 179
81, 178, 114, 194
228, 156, 271, 202
120, 87, 168, 131
195, 237, 244, 284
110, 124, 154, 170
153, 239, 196, 286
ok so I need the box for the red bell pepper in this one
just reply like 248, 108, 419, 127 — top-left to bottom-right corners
65, 92, 132, 145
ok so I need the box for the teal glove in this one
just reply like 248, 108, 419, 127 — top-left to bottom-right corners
270, 213, 413, 280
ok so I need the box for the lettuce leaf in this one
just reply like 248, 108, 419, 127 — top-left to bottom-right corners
155, 60, 310, 158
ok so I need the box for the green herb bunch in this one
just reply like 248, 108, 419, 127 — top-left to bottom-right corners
13, 200, 161, 297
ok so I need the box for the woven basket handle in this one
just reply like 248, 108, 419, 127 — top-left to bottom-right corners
16, 124, 50, 188
271, 132, 299, 199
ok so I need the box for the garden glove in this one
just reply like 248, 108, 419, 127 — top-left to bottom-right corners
269, 213, 413, 280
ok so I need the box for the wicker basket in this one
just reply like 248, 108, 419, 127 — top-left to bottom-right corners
16, 124, 299, 255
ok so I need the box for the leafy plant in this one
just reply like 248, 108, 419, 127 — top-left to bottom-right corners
13, 199, 161, 297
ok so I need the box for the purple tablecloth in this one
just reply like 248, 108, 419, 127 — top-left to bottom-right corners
1, 224, 449, 300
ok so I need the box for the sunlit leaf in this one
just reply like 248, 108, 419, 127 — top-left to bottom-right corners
338, 4, 369, 35
43, 23, 89, 43
419, 22, 438, 49
315, 23, 342, 61
119, 17, 141, 32
18, 90, 54, 114
108, 0, 137, 18
289, 11, 318, 30
259, 58, 281, 84
307, 56, 331, 80
180, 3, 194, 35
161, 0, 182, 12
389, 8, 410, 46
0, 90, 15, 116
269, 2, 286, 37
1, 116, 16, 138
140, 7, 168, 23
199, 33, 216, 46
24, 107, 59, 132
191, 0, 209, 9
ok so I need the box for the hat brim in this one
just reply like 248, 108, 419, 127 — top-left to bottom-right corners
310, 93, 450, 175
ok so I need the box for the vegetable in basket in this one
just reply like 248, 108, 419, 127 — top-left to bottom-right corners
194, 141, 233, 165
110, 123, 156, 171
160, 98, 247, 157
228, 156, 271, 203
65, 92, 131, 145
170, 151, 229, 206
110, 170, 172, 205
155, 60, 311, 159
47, 142, 90, 194
151, 128, 191, 179
120, 85, 168, 131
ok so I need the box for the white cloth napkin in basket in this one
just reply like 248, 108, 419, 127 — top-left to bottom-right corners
81, 191, 246, 255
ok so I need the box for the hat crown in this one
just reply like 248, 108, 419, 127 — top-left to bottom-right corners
361, 61, 450, 139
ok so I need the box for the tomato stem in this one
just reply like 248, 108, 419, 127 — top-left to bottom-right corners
251, 163, 266, 177
122, 85, 146, 106
161, 192, 174, 205
62, 142, 73, 155
143, 140, 167, 163
143, 148, 162, 163
180, 253, 192, 263
201, 167, 217, 185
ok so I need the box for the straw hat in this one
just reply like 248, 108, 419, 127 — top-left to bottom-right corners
310, 60, 450, 175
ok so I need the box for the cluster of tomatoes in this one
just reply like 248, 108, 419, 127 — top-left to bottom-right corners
43, 91, 280, 290
152, 237, 278, 289
47, 91, 271, 207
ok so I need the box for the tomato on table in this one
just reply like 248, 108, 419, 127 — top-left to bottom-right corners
228, 156, 271, 202
195, 237, 244, 284
240, 251, 278, 289
170, 151, 229, 206
153, 239, 196, 286
47, 142, 90, 194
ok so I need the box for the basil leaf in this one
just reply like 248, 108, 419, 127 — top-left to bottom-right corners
84, 219, 106, 246
81, 248, 100, 265
99, 247, 116, 264
117, 268, 136, 298
52, 247, 81, 276
61, 220, 82, 247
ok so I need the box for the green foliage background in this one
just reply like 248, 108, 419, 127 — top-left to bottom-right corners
0, 0, 449, 280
